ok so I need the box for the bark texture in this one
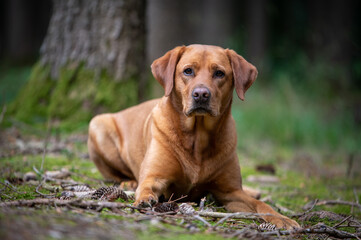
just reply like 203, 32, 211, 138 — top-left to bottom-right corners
41, 0, 146, 81
9, 0, 146, 126
146, 0, 234, 63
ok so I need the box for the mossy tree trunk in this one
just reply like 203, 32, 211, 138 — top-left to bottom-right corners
10, 0, 146, 128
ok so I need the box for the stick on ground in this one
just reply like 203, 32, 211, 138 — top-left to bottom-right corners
316, 200, 361, 209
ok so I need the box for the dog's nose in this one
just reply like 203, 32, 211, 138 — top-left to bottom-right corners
192, 87, 211, 103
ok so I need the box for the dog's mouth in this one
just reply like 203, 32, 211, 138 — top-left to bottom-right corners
185, 106, 215, 117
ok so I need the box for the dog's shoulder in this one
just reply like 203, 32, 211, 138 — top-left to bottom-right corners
114, 98, 160, 117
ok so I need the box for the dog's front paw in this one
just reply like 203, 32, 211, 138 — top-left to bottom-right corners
134, 193, 158, 208
267, 216, 300, 230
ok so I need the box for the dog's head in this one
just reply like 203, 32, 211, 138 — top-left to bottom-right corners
151, 44, 257, 117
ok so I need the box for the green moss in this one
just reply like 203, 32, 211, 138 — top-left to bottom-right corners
0, 133, 359, 238
48, 63, 83, 119
8, 61, 138, 131
257, 168, 361, 217
94, 70, 138, 111
0, 155, 102, 182
137, 232, 227, 240
137, 221, 228, 240
0, 184, 38, 200
100, 211, 126, 221
48, 64, 138, 130
8, 62, 54, 123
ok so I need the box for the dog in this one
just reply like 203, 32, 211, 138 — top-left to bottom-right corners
88, 44, 300, 229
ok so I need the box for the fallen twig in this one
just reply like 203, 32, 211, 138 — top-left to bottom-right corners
1, 180, 26, 195
213, 213, 240, 229
316, 200, 361, 209
0, 198, 140, 211
354, 188, 361, 212
199, 197, 206, 211
33, 166, 80, 185
0, 192, 14, 200
35, 181, 57, 198
293, 200, 321, 219
298, 223, 361, 239
197, 211, 274, 220
1, 197, 360, 239
303, 199, 319, 212
298, 210, 350, 222
169, 195, 188, 203
261, 196, 295, 215
194, 215, 212, 228
234, 223, 361, 239
178, 203, 212, 227
333, 215, 352, 228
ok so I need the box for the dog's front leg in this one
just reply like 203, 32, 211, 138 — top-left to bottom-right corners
135, 176, 169, 208
211, 160, 300, 230
213, 188, 300, 229
134, 141, 181, 208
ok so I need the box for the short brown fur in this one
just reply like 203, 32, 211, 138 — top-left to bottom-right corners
88, 44, 300, 229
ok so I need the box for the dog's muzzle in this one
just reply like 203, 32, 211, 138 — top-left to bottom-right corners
185, 87, 214, 117
192, 87, 211, 104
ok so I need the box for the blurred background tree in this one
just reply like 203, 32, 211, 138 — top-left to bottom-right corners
0, 0, 360, 153
2, 0, 146, 128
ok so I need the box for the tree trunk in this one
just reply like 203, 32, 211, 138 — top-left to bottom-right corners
307, 0, 354, 90
41, 0, 145, 81
147, 0, 234, 63
2, 0, 51, 63
10, 0, 146, 126
245, 0, 267, 70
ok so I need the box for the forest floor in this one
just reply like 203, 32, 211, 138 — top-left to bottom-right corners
0, 123, 360, 240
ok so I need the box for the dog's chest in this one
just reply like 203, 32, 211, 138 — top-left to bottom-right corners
179, 140, 224, 186
177, 121, 225, 184
170, 155, 223, 199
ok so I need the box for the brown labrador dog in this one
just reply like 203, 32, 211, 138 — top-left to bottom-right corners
88, 44, 300, 229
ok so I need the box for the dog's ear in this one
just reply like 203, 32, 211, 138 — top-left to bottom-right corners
226, 49, 258, 101
151, 46, 186, 96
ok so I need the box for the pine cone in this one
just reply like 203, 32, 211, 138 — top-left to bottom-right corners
60, 191, 75, 200
62, 184, 92, 192
69, 185, 92, 192
91, 186, 128, 201
73, 191, 95, 198
179, 203, 196, 215
153, 202, 179, 213
258, 222, 277, 231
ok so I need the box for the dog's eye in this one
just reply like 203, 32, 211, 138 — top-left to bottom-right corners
183, 68, 193, 76
214, 70, 225, 78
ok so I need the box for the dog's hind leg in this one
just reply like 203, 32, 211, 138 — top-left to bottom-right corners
88, 114, 135, 182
